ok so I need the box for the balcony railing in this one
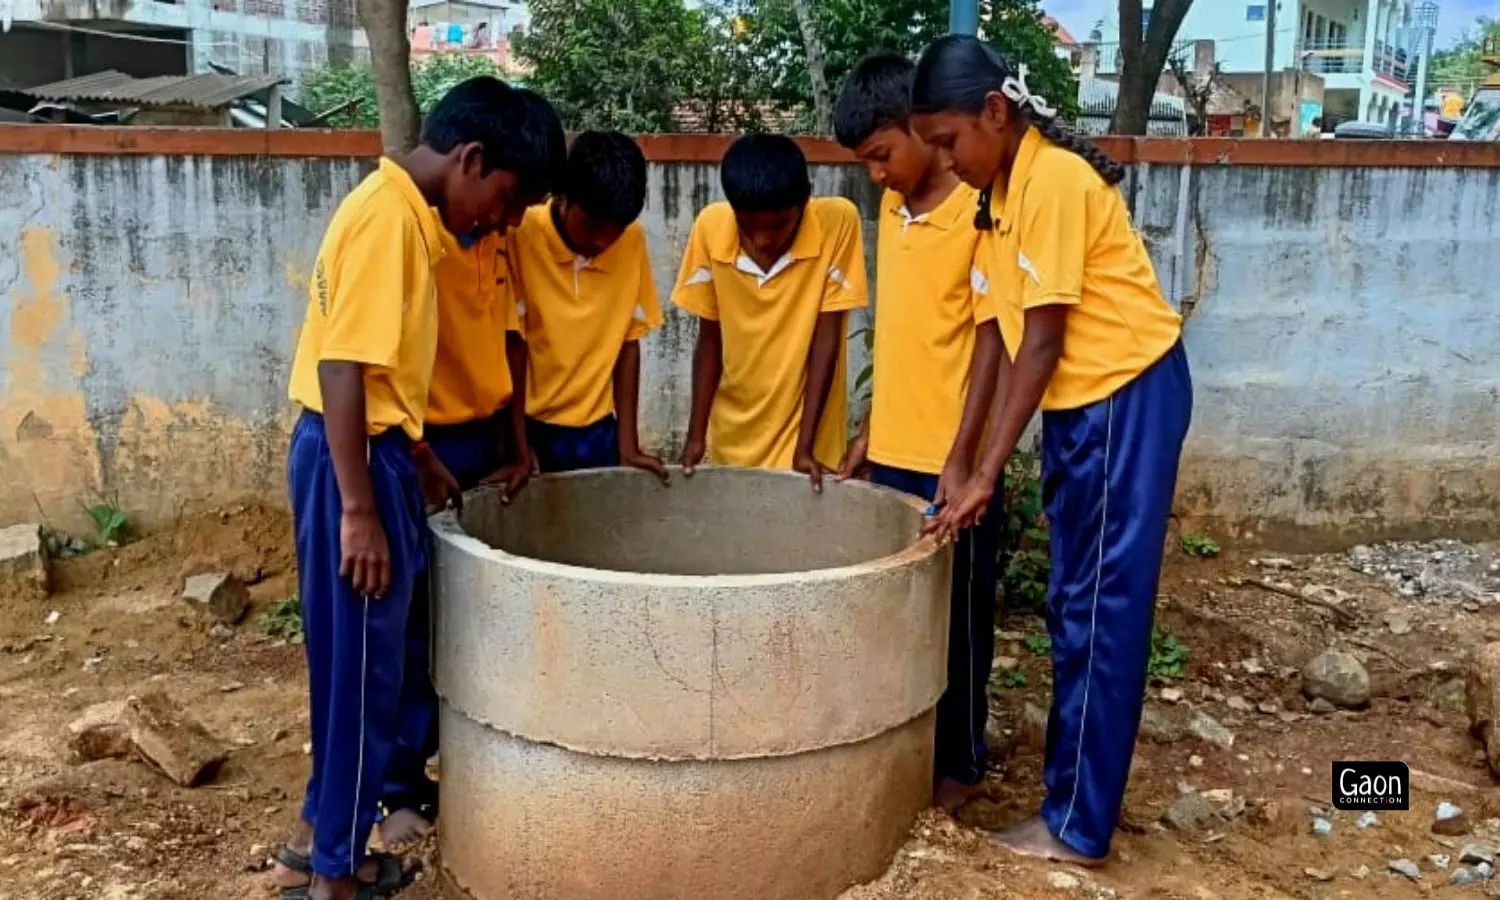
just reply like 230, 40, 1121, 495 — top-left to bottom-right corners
1085, 40, 1194, 76
1300, 38, 1411, 86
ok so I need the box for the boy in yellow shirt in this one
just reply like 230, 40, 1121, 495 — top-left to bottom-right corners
374, 201, 535, 849
672, 134, 868, 489
510, 130, 667, 477
273, 78, 564, 900
831, 53, 1005, 813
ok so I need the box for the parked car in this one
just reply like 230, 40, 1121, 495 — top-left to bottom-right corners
1334, 121, 1394, 139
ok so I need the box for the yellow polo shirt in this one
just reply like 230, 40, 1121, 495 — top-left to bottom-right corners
671, 198, 869, 469
289, 158, 444, 440
425, 229, 521, 426
868, 184, 996, 474
987, 127, 1181, 411
512, 205, 663, 427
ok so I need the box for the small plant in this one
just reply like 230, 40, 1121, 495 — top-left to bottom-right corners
76, 499, 130, 550
1148, 628, 1191, 679
999, 668, 1028, 689
260, 595, 304, 642
850, 325, 875, 407
1000, 451, 1051, 612
1181, 533, 1222, 559
1022, 633, 1051, 656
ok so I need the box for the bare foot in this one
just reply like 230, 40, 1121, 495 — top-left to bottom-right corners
992, 816, 1106, 868
934, 777, 992, 813
379, 807, 433, 846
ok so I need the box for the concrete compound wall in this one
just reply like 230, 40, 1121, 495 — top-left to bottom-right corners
0, 127, 1497, 546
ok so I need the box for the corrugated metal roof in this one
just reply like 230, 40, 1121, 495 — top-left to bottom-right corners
1077, 77, 1186, 121
23, 70, 286, 110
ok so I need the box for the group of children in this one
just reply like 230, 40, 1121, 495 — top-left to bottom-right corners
276, 32, 1193, 900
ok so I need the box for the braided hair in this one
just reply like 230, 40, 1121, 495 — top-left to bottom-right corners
912, 34, 1126, 230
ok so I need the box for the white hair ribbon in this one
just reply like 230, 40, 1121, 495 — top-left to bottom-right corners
1001, 64, 1056, 120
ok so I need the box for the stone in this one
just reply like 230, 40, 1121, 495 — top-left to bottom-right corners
1256, 701, 1279, 715
1254, 557, 1296, 570
1047, 871, 1082, 891
1308, 697, 1336, 714
1304, 867, 1335, 882
992, 655, 1020, 671
1469, 644, 1500, 776
66, 701, 132, 762
1436, 814, 1474, 837
1020, 701, 1049, 750
1351, 864, 1370, 879
1479, 861, 1494, 879
1189, 754, 1204, 768
181, 573, 249, 625
1440, 801, 1466, 821
1389, 858, 1421, 880
1187, 711, 1235, 749
1433, 854, 1451, 869
1302, 649, 1371, 708
210, 623, 234, 642
1160, 687, 1184, 703
1460, 844, 1496, 866
1357, 811, 1380, 829
1454, 867, 1484, 887
1226, 695, 1252, 712
1139, 707, 1185, 744
1202, 788, 1234, 805
0, 523, 51, 600
1163, 793, 1221, 832
1386, 610, 1413, 636
1311, 816, 1334, 836
125, 690, 227, 787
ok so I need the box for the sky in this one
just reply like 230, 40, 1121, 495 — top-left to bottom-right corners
1042, 0, 1491, 50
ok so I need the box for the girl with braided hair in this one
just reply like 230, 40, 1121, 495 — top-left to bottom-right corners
913, 34, 1193, 867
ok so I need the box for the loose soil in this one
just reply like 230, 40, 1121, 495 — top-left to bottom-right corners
2, 507, 1498, 899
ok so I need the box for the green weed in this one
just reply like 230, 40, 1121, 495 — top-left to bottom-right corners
999, 668, 1028, 689
1180, 533, 1222, 559
260, 595, 305, 643
1022, 633, 1051, 656
1000, 451, 1050, 612
77, 500, 130, 550
1148, 628, 1191, 679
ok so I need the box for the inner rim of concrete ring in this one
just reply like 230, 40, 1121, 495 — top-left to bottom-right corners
429, 465, 938, 586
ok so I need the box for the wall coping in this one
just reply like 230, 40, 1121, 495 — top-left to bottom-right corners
0, 124, 1497, 168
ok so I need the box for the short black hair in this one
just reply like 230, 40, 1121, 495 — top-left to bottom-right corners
720, 134, 811, 214
421, 76, 567, 194
834, 52, 915, 149
560, 131, 647, 225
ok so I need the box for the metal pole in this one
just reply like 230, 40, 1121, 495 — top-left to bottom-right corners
950, 0, 979, 36
1260, 0, 1278, 136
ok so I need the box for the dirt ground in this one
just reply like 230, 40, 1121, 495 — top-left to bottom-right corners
4, 505, 1500, 900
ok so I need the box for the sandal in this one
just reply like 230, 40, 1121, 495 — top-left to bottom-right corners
275, 847, 420, 898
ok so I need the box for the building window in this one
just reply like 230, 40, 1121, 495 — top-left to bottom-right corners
1247, 4, 1267, 21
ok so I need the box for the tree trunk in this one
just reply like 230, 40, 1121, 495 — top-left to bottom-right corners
1112, 0, 1195, 135
790, 0, 832, 134
359, 0, 421, 156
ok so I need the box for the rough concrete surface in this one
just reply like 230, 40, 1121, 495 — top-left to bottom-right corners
0, 522, 50, 599
430, 467, 950, 900
0, 152, 1495, 539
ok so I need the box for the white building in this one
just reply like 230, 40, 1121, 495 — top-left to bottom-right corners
1092, 0, 1423, 129
0, 0, 367, 92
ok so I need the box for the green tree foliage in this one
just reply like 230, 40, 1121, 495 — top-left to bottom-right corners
301, 53, 503, 130
1431, 16, 1500, 95
516, 0, 716, 132
741, 0, 1077, 128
